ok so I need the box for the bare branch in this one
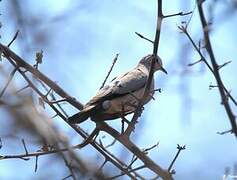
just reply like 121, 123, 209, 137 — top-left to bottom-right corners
34, 155, 39, 172
62, 175, 72, 180
0, 44, 84, 110
197, 0, 237, 137
0, 68, 17, 98
104, 139, 116, 149
0, 50, 134, 178
217, 129, 233, 135
217, 60, 232, 70
100, 53, 119, 89
0, 20, 175, 178
188, 59, 203, 66
98, 159, 108, 171
178, 25, 237, 107
76, 127, 100, 149
46, 98, 67, 104
168, 144, 186, 172
135, 32, 154, 44
143, 142, 159, 153
163, 11, 193, 18
21, 139, 28, 155
124, 0, 164, 137
107, 165, 146, 180
98, 122, 172, 180
15, 84, 30, 94
61, 157, 77, 180
7, 30, 19, 47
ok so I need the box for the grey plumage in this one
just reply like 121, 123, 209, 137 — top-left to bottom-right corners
68, 54, 167, 124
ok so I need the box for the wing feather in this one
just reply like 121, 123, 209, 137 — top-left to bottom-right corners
87, 68, 147, 105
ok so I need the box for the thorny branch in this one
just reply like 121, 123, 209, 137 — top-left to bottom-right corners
0, 45, 137, 179
125, 0, 193, 137
0, 43, 172, 179
124, 0, 165, 138
178, 26, 237, 107
178, 0, 237, 137
197, 0, 237, 137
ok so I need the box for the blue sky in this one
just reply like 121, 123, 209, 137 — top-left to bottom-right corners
0, 0, 237, 179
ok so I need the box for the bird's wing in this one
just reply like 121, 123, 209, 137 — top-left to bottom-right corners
87, 67, 147, 105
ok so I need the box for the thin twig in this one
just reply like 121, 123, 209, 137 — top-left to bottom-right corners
15, 84, 30, 94
7, 30, 19, 47
1, 146, 74, 160
217, 129, 233, 135
188, 59, 202, 66
168, 144, 186, 172
100, 53, 119, 89
128, 154, 138, 169
135, 32, 154, 44
107, 165, 146, 180
44, 88, 52, 98
105, 139, 116, 149
163, 11, 192, 18
38, 80, 69, 117
50, 114, 58, 119
62, 175, 72, 180
34, 155, 39, 172
61, 157, 77, 180
46, 98, 67, 104
76, 127, 100, 149
0, 68, 17, 98
98, 159, 108, 171
143, 142, 159, 153
186, 2, 197, 28
128, 142, 159, 169
98, 141, 143, 179
217, 60, 231, 70
21, 139, 28, 155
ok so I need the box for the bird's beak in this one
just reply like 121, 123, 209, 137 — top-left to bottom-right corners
160, 67, 168, 74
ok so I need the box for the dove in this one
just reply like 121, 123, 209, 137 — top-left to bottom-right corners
68, 54, 167, 124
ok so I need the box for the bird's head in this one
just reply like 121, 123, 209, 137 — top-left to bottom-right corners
139, 54, 167, 74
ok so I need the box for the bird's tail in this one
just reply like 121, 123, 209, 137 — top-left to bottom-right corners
68, 105, 95, 124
